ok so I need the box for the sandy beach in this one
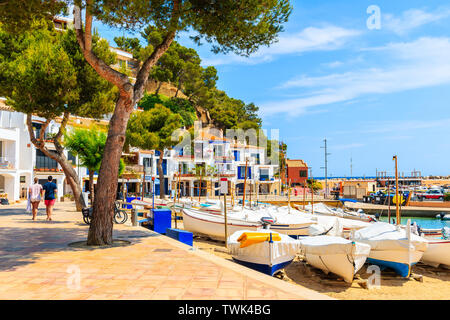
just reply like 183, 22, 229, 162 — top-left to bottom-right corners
192, 235, 450, 300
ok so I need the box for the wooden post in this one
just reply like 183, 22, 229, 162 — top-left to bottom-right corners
231, 183, 235, 207
242, 158, 248, 208
249, 181, 252, 208
394, 155, 400, 225
141, 169, 145, 201
198, 174, 202, 202
224, 193, 228, 248
288, 178, 291, 213
256, 181, 259, 208
302, 182, 306, 210
387, 177, 391, 223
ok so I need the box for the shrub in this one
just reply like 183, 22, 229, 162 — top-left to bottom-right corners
444, 193, 450, 201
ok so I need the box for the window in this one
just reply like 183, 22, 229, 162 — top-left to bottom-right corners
35, 149, 58, 169
299, 170, 307, 177
233, 150, 240, 161
213, 145, 224, 157
68, 152, 76, 165
143, 157, 152, 168
251, 153, 260, 165
260, 168, 269, 181
238, 166, 251, 179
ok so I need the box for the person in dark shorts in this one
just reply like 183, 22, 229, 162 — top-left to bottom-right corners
43, 176, 57, 221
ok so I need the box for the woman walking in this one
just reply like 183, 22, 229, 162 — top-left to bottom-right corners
28, 177, 43, 220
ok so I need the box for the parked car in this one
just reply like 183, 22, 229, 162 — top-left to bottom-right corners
416, 189, 444, 201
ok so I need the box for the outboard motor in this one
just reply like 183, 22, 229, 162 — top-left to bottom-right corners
260, 217, 275, 230
82, 207, 93, 218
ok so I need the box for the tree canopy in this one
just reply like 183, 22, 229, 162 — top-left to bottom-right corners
126, 104, 183, 152
0, 0, 293, 244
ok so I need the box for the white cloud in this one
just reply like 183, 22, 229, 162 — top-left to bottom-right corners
262, 37, 450, 117
201, 26, 361, 66
383, 8, 450, 35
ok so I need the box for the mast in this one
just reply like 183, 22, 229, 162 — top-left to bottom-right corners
393, 155, 400, 225
242, 158, 248, 208
321, 138, 331, 199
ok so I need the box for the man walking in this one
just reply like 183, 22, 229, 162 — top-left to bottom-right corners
43, 176, 57, 221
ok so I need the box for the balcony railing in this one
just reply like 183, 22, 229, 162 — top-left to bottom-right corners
0, 156, 15, 170
35, 155, 58, 170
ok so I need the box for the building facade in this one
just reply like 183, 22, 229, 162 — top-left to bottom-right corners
286, 159, 308, 186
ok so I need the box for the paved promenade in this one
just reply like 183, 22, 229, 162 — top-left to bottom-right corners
0, 201, 331, 300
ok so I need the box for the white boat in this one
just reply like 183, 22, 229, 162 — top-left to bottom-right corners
435, 213, 450, 220
354, 221, 428, 277
181, 206, 315, 240
228, 229, 299, 276
300, 203, 376, 223
421, 227, 450, 268
298, 235, 371, 283
182, 208, 261, 240
278, 205, 371, 238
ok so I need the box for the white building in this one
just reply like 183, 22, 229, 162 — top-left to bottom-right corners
124, 126, 281, 198
0, 99, 74, 202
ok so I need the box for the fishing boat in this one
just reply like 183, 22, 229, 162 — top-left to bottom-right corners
228, 229, 299, 276
354, 221, 428, 277
182, 208, 261, 240
435, 212, 450, 220
299, 203, 376, 223
278, 205, 371, 238
421, 227, 450, 268
181, 205, 316, 240
298, 235, 371, 283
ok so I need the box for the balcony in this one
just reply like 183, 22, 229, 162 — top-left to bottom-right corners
0, 156, 15, 170
125, 164, 144, 173
213, 155, 233, 163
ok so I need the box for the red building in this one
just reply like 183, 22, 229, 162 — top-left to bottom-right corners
286, 159, 308, 186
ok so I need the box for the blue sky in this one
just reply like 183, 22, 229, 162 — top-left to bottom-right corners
92, 0, 450, 177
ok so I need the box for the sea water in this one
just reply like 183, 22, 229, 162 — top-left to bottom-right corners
379, 216, 450, 229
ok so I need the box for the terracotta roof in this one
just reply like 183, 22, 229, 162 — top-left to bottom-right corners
286, 159, 308, 168
0, 98, 13, 111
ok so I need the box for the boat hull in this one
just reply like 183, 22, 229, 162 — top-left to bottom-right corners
228, 230, 298, 276
232, 257, 294, 276
365, 248, 424, 277
421, 239, 450, 268
182, 209, 260, 241
299, 238, 371, 283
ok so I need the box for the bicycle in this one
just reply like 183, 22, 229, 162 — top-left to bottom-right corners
82, 201, 128, 225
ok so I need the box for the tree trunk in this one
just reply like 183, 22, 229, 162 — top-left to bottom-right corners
155, 81, 162, 95
25, 114, 86, 211
89, 169, 95, 206
59, 158, 86, 211
157, 151, 165, 200
87, 95, 133, 245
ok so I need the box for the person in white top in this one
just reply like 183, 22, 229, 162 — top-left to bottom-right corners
29, 177, 43, 220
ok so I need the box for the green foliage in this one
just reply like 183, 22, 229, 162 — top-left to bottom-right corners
444, 193, 450, 202
0, 21, 78, 119
126, 104, 183, 152
0, 0, 67, 33
64, 127, 124, 175
0, 21, 116, 120
138, 93, 196, 127
307, 179, 323, 192
88, 0, 293, 56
